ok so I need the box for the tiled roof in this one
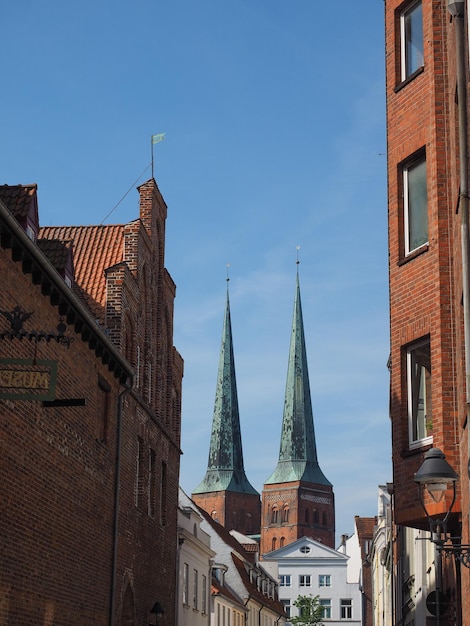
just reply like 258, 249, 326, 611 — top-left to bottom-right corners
231, 553, 286, 616
37, 238, 73, 271
211, 578, 244, 607
39, 225, 124, 321
0, 184, 37, 218
355, 516, 376, 540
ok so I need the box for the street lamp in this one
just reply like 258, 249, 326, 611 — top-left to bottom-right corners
149, 601, 164, 626
414, 447, 470, 567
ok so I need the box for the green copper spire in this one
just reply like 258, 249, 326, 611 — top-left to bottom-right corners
193, 288, 259, 495
265, 272, 331, 486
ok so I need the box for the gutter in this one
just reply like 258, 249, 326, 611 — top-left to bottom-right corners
0, 199, 134, 384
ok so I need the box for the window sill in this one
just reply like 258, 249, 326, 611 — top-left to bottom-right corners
401, 440, 433, 459
398, 243, 429, 266
394, 65, 425, 93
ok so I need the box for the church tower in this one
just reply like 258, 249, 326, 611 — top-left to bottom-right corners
192, 285, 261, 535
260, 271, 335, 554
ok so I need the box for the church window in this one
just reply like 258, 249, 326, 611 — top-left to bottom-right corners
305, 509, 310, 524
272, 537, 277, 551
322, 511, 328, 526
271, 506, 279, 524
280, 536, 285, 547
314, 509, 319, 524
282, 505, 289, 522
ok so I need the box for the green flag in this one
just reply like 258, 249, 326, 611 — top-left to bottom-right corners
151, 133, 166, 144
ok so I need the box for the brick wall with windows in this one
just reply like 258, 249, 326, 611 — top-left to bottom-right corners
0, 179, 183, 625
386, 0, 469, 622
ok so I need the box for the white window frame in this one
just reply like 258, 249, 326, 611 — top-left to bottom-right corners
400, 0, 424, 81
299, 575, 311, 587
407, 338, 432, 448
340, 598, 353, 619
280, 575, 291, 587
183, 563, 189, 605
193, 568, 198, 610
403, 154, 428, 256
319, 574, 331, 587
320, 599, 332, 620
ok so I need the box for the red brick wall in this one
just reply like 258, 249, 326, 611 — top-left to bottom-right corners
386, 0, 470, 622
260, 482, 335, 555
192, 490, 261, 535
0, 178, 183, 625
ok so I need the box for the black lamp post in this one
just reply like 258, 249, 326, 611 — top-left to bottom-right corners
149, 601, 164, 626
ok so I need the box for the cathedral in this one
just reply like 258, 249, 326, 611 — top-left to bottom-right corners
192, 270, 335, 554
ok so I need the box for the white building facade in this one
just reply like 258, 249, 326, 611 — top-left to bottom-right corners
177, 488, 216, 626
263, 536, 362, 626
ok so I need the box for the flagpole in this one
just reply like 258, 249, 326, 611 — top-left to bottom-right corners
151, 136, 154, 179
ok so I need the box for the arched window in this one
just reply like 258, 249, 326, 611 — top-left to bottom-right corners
272, 537, 277, 551
314, 509, 319, 524
280, 536, 285, 547
271, 506, 279, 524
282, 505, 289, 523
305, 508, 310, 524
322, 511, 328, 527
246, 512, 253, 533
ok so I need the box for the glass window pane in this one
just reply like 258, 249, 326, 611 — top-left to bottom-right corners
405, 157, 428, 253
407, 339, 432, 444
403, 1, 423, 78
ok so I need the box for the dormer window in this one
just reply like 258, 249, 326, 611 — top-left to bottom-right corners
26, 225, 35, 242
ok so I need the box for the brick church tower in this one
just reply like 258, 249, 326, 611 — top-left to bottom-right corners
260, 272, 335, 554
192, 285, 261, 535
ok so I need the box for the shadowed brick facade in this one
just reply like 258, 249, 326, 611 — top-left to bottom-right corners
0, 179, 182, 625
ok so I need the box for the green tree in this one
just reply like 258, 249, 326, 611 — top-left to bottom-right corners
290, 595, 324, 626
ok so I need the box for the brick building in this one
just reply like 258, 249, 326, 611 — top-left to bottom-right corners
192, 287, 261, 535
0, 179, 183, 625
385, 0, 470, 623
193, 270, 335, 564
260, 273, 335, 555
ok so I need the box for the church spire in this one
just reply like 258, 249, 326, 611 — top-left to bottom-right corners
193, 285, 258, 496
265, 271, 331, 486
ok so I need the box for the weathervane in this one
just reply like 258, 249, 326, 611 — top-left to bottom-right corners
0, 306, 72, 347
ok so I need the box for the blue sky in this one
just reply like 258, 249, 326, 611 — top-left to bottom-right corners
2, 0, 390, 538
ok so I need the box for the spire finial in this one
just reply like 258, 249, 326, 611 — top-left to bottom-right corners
226, 263, 231, 282
296, 246, 301, 272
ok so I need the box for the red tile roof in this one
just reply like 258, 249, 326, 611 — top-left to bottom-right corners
37, 238, 73, 271
39, 225, 124, 321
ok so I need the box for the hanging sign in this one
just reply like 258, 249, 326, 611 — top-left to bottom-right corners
0, 358, 57, 401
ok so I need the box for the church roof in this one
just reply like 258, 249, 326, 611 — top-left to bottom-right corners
264, 272, 331, 486
193, 288, 259, 496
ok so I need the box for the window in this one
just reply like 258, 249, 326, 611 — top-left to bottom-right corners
407, 338, 432, 445
183, 563, 189, 605
299, 575, 311, 587
271, 506, 279, 524
319, 575, 331, 587
282, 505, 289, 522
160, 461, 167, 525
280, 575, 291, 587
300, 546, 311, 554
280, 536, 285, 547
403, 154, 428, 255
320, 599, 332, 619
135, 437, 144, 507
341, 599, 353, 619
202, 575, 207, 614
272, 537, 277, 551
97, 376, 110, 442
400, 0, 423, 80
193, 569, 198, 610
148, 449, 156, 516
281, 600, 291, 618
